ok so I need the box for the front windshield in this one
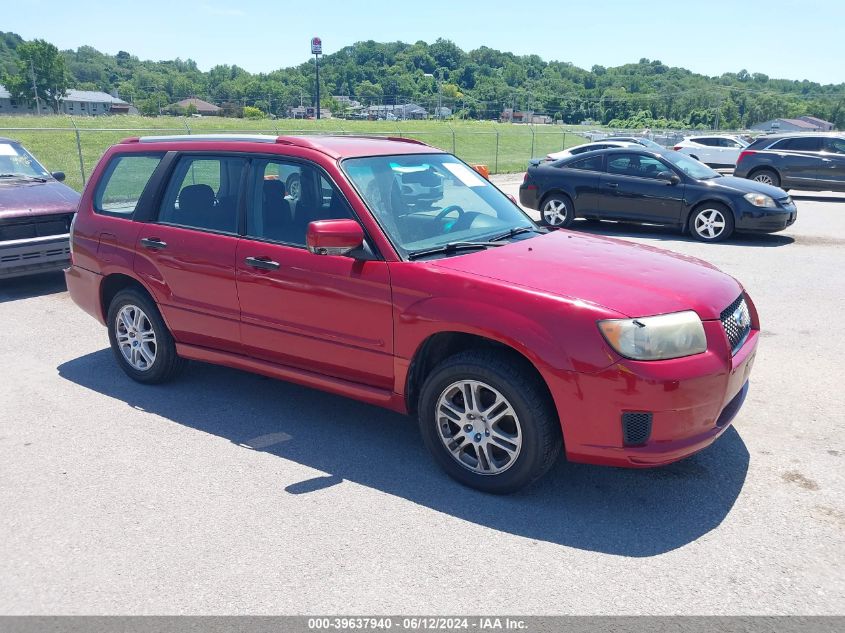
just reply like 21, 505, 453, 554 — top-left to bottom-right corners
342, 153, 535, 257
0, 143, 50, 178
664, 151, 720, 179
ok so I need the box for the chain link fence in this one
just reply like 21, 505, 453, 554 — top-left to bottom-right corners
0, 119, 594, 192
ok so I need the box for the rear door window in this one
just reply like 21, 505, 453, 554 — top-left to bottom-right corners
157, 155, 246, 234
773, 137, 823, 152
93, 154, 163, 217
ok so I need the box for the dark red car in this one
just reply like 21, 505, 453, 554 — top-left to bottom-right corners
66, 134, 759, 493
0, 138, 80, 279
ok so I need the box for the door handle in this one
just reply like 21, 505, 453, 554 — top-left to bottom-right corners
244, 256, 280, 271
606, 182, 619, 188
140, 237, 167, 250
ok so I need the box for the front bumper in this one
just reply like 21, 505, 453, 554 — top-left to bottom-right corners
0, 234, 71, 279
549, 321, 758, 468
735, 201, 797, 233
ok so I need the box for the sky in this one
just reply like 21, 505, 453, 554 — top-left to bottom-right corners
4, 0, 844, 84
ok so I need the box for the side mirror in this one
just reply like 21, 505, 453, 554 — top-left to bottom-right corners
306, 219, 364, 256
51, 171, 66, 182
658, 171, 680, 185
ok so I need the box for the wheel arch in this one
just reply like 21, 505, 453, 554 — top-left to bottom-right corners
404, 331, 557, 421
539, 188, 577, 216
747, 165, 781, 183
99, 272, 156, 324
683, 197, 737, 231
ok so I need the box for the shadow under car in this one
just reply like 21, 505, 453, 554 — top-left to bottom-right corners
58, 349, 750, 558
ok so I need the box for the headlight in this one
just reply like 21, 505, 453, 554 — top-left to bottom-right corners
744, 192, 777, 208
598, 311, 707, 361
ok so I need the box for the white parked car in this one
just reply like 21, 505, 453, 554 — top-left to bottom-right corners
673, 135, 749, 167
546, 140, 639, 161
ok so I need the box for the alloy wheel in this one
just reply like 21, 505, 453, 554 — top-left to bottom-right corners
753, 173, 774, 185
115, 304, 157, 371
435, 380, 523, 475
694, 208, 726, 240
542, 199, 568, 226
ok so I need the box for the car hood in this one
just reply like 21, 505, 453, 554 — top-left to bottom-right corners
706, 175, 787, 199
431, 231, 742, 320
0, 180, 80, 221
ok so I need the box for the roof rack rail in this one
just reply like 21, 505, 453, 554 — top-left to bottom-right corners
136, 133, 279, 144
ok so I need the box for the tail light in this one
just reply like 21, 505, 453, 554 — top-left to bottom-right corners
737, 150, 756, 164
523, 172, 529, 183
68, 213, 77, 265
672, 145, 682, 151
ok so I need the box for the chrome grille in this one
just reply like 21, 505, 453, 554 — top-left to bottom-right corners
720, 295, 751, 355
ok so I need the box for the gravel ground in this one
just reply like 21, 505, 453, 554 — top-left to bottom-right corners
1, 179, 843, 615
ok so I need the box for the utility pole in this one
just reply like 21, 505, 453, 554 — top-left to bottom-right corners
30, 59, 41, 115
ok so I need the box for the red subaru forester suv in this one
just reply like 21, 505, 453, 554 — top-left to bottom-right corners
66, 134, 758, 493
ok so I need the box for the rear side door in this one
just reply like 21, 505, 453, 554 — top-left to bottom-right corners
133, 153, 245, 353
688, 137, 717, 164
717, 137, 745, 166
235, 157, 394, 389
822, 137, 845, 189
598, 153, 685, 225
770, 136, 824, 186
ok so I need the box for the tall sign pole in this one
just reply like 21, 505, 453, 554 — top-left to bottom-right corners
311, 37, 322, 120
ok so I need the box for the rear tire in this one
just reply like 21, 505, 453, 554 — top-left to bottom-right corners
539, 194, 575, 228
418, 350, 561, 494
750, 168, 780, 187
107, 288, 184, 384
689, 203, 735, 242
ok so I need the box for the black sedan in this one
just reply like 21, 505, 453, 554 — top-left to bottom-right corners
519, 148, 797, 242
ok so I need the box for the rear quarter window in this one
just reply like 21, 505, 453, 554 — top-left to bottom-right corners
93, 153, 164, 217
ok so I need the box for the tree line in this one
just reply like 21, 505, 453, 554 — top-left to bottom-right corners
1, 31, 843, 129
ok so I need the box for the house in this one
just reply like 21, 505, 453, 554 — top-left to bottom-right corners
500, 109, 552, 124
61, 89, 135, 115
798, 116, 834, 131
750, 117, 832, 132
170, 98, 221, 116
434, 106, 452, 118
0, 85, 135, 115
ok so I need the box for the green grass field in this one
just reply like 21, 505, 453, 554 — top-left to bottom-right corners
0, 115, 588, 192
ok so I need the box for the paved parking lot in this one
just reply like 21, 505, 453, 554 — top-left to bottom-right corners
1, 179, 843, 615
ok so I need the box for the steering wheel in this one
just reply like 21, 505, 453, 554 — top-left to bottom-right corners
435, 205, 465, 225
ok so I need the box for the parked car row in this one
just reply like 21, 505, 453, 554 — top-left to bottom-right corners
5, 130, 837, 493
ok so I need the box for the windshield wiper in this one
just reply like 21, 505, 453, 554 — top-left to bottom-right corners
407, 241, 506, 260
488, 226, 543, 242
0, 173, 47, 183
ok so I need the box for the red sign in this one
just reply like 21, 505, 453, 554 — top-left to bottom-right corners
311, 37, 322, 55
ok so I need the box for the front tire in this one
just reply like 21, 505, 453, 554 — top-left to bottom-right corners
107, 288, 184, 384
689, 203, 734, 242
418, 350, 561, 494
539, 194, 575, 228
